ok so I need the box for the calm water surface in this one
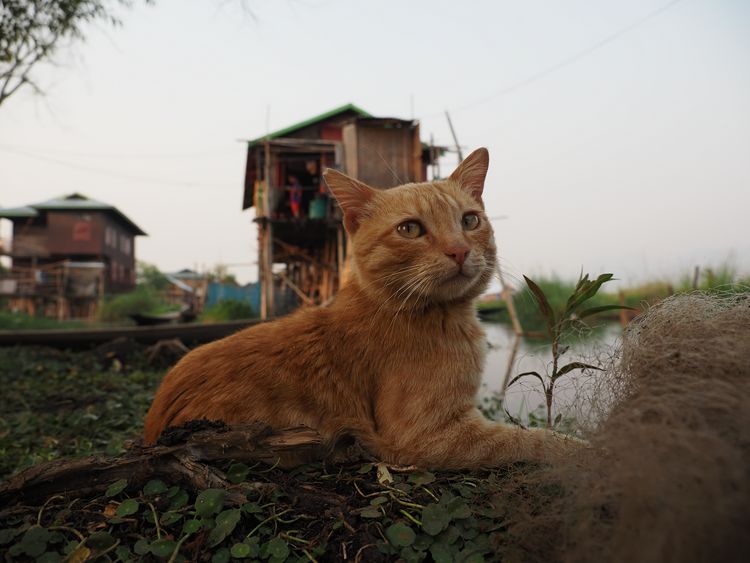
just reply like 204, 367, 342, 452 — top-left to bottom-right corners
479, 321, 622, 420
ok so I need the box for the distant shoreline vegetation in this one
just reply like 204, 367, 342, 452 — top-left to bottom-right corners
477, 263, 750, 331
1, 263, 747, 331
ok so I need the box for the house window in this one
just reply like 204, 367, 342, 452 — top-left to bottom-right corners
120, 236, 131, 255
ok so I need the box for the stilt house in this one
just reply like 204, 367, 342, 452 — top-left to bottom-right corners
0, 193, 146, 320
242, 104, 440, 318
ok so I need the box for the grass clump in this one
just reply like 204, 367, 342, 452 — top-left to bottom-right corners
0, 311, 85, 330
200, 299, 256, 322
98, 286, 179, 322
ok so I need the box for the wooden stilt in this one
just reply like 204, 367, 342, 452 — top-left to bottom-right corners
496, 262, 524, 401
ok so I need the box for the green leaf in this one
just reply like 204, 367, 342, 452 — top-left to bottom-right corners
566, 272, 590, 311
160, 511, 182, 526
211, 548, 230, 563
386, 523, 416, 547
133, 539, 150, 555
400, 546, 421, 563
553, 362, 602, 380
150, 538, 177, 558
506, 370, 545, 390
227, 463, 251, 484
422, 504, 450, 536
208, 509, 241, 547
370, 496, 389, 506
105, 479, 128, 498
86, 531, 116, 551
266, 537, 290, 559
564, 273, 615, 317
216, 508, 241, 530
115, 546, 132, 561
437, 526, 460, 545
359, 507, 382, 519
0, 528, 18, 545
182, 519, 202, 535
446, 498, 471, 520
430, 542, 454, 563
356, 463, 373, 474
194, 489, 225, 517
37, 552, 62, 563
144, 479, 168, 496
169, 489, 189, 510
115, 498, 139, 517
20, 526, 50, 557
413, 533, 433, 551
408, 471, 436, 486
241, 502, 263, 514
524, 275, 556, 337
231, 542, 254, 558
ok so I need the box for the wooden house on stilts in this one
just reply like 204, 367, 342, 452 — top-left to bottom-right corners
241, 104, 441, 318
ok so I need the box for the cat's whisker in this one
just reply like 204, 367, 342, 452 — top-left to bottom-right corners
379, 275, 428, 338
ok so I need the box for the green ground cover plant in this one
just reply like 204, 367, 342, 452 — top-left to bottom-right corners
0, 346, 164, 479
0, 460, 525, 562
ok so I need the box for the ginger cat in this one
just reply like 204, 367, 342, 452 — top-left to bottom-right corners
144, 148, 575, 468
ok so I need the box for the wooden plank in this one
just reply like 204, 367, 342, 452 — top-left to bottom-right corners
412, 121, 423, 182
277, 272, 314, 306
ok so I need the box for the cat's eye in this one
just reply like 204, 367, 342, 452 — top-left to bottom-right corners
463, 213, 480, 231
397, 220, 425, 239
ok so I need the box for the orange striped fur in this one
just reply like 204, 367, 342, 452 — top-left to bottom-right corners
143, 149, 577, 467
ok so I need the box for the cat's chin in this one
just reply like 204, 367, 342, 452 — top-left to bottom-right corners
431, 270, 487, 303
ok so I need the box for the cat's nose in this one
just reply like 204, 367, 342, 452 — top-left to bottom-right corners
445, 245, 470, 266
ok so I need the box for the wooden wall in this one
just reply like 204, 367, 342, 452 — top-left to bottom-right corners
11, 211, 136, 292
342, 120, 422, 188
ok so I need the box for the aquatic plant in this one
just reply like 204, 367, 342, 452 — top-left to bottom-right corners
506, 273, 631, 428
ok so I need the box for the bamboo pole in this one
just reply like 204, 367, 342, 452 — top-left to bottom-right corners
445, 111, 463, 162
496, 262, 524, 401
277, 272, 314, 306
262, 140, 274, 319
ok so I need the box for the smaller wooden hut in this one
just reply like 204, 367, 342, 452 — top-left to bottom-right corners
242, 104, 441, 318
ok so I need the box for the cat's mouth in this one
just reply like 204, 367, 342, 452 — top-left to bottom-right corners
444, 265, 478, 283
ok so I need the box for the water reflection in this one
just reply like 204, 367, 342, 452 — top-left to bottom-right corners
480, 321, 622, 421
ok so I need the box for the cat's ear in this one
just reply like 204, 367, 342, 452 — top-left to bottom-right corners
449, 147, 489, 204
323, 168, 376, 234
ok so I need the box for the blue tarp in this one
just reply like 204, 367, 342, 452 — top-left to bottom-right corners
206, 282, 260, 312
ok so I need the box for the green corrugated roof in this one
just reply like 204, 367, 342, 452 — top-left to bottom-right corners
248, 103, 371, 144
0, 193, 146, 235
0, 205, 38, 218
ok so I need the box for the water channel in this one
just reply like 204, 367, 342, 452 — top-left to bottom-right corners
479, 320, 623, 422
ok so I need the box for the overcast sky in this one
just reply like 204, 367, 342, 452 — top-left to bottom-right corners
1, 0, 748, 288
